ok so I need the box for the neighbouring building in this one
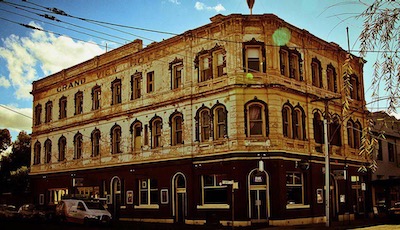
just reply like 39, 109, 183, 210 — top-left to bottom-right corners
369, 111, 400, 214
30, 14, 372, 227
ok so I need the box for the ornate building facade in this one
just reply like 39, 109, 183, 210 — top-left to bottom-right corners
30, 14, 370, 226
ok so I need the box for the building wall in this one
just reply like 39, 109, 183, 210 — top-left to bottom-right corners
30, 14, 370, 226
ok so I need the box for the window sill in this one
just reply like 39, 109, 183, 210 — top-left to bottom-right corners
197, 204, 230, 209
134, 204, 159, 209
286, 204, 310, 209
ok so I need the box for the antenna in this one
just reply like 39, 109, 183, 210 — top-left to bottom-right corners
247, 0, 255, 15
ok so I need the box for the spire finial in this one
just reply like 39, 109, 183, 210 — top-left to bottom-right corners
247, 0, 255, 15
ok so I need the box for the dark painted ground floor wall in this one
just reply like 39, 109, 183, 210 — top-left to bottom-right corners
29, 152, 372, 224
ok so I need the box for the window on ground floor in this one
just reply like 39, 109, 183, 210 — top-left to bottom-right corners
286, 172, 305, 207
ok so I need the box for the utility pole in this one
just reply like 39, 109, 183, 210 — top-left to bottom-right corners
311, 96, 340, 227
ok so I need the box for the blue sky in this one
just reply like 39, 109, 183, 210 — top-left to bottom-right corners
0, 0, 395, 140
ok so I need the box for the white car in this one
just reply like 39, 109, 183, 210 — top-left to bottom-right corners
55, 199, 112, 225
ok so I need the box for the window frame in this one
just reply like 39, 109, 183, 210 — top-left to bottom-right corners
326, 64, 337, 92
146, 71, 154, 93
171, 113, 183, 146
91, 129, 101, 157
311, 58, 322, 88
131, 121, 142, 152
74, 133, 83, 160
111, 125, 122, 154
34, 141, 41, 165
34, 104, 42, 126
58, 136, 66, 162
137, 178, 159, 208
198, 174, 229, 208
59, 96, 67, 119
44, 139, 52, 164
45, 101, 52, 123
111, 79, 122, 105
214, 106, 227, 140
200, 109, 211, 142
74, 91, 83, 115
131, 72, 142, 100
92, 85, 101, 110
286, 172, 307, 208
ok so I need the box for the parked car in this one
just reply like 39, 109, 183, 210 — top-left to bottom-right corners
0, 205, 19, 220
18, 203, 55, 222
388, 202, 400, 217
55, 199, 112, 225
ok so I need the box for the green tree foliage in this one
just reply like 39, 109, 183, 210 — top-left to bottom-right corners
0, 129, 11, 152
10, 131, 31, 171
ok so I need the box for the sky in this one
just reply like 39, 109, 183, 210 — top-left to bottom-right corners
0, 0, 397, 141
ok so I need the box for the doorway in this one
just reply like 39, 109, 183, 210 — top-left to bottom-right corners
172, 173, 187, 223
248, 169, 270, 222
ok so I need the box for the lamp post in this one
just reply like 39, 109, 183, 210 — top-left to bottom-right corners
311, 96, 340, 227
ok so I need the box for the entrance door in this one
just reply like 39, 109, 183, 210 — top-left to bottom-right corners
111, 177, 121, 220
173, 174, 186, 223
248, 169, 269, 222
250, 189, 267, 220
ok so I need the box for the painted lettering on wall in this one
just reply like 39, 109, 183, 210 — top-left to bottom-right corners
57, 78, 86, 92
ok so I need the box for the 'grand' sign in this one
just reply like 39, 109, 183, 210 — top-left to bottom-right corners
57, 78, 86, 92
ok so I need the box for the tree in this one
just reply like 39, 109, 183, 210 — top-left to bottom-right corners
358, 0, 400, 113
10, 131, 31, 171
0, 128, 11, 152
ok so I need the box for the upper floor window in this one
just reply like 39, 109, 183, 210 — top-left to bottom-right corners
350, 74, 360, 100
111, 124, 122, 154
388, 142, 395, 162
377, 139, 383, 161
195, 46, 226, 82
245, 100, 268, 138
58, 136, 66, 162
131, 72, 142, 100
33, 141, 41, 165
147, 71, 154, 93
91, 129, 101, 157
312, 111, 324, 144
169, 58, 183, 90
279, 46, 302, 81
329, 116, 342, 146
282, 102, 306, 140
92, 85, 101, 110
326, 64, 337, 92
74, 132, 83, 159
170, 112, 183, 146
201, 174, 228, 205
150, 117, 162, 149
199, 108, 211, 142
286, 172, 305, 206
74, 91, 83, 115
243, 38, 266, 73
34, 104, 42, 126
130, 121, 142, 152
59, 96, 67, 119
111, 78, 122, 105
45, 101, 52, 123
347, 119, 361, 149
214, 105, 227, 139
44, 139, 52, 164
311, 58, 322, 88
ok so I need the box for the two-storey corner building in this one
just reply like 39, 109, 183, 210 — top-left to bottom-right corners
30, 14, 371, 227
369, 111, 400, 214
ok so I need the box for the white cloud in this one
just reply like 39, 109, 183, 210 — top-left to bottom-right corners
168, 0, 180, 4
0, 21, 104, 100
0, 104, 32, 134
0, 76, 11, 88
195, 2, 226, 12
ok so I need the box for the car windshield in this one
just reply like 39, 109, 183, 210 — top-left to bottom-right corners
85, 202, 105, 210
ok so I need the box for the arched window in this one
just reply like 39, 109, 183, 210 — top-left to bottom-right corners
58, 136, 66, 161
44, 139, 52, 164
279, 46, 303, 81
347, 119, 362, 149
34, 141, 41, 165
130, 121, 142, 152
311, 57, 322, 88
91, 85, 101, 110
111, 78, 122, 105
170, 112, 183, 146
326, 64, 337, 92
329, 115, 342, 146
313, 111, 324, 144
282, 105, 292, 138
34, 104, 42, 126
150, 117, 162, 149
74, 132, 83, 159
91, 129, 101, 157
245, 99, 268, 138
213, 105, 227, 139
111, 124, 122, 154
74, 91, 83, 115
282, 103, 306, 140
